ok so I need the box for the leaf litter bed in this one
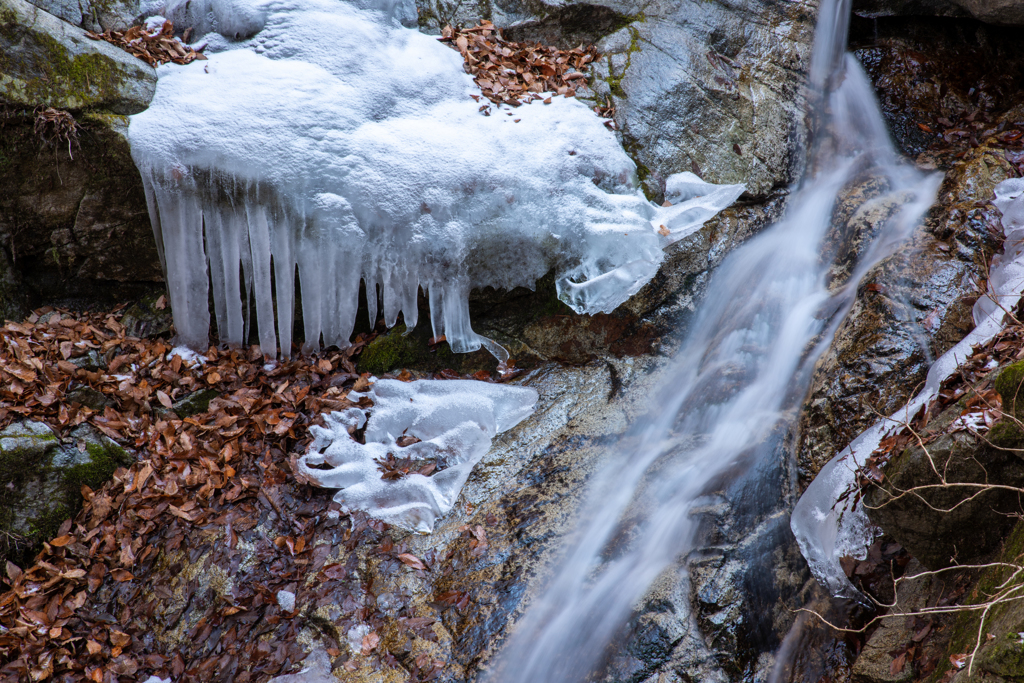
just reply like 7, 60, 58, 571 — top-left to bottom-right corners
440, 21, 612, 122
86, 20, 206, 67
0, 306, 511, 683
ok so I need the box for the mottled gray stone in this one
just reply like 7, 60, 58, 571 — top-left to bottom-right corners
853, 0, 1024, 25
24, 0, 138, 31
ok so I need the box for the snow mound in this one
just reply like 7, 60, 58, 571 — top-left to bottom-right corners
296, 379, 537, 533
129, 0, 744, 357
791, 177, 1024, 600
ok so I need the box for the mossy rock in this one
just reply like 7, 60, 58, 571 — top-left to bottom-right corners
989, 419, 1024, 453
357, 323, 496, 376
864, 404, 1024, 569
0, 420, 131, 566
121, 292, 173, 338
997, 360, 1024, 419
928, 522, 1024, 682
172, 388, 219, 418
0, 0, 155, 113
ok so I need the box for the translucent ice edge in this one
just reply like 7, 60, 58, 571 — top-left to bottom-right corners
792, 178, 1024, 601
128, 0, 745, 358
296, 378, 538, 533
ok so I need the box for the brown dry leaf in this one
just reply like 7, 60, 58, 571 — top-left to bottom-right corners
657, 224, 671, 237
397, 553, 427, 571
110, 568, 134, 582
49, 535, 74, 547
441, 22, 600, 110
890, 651, 907, 675
109, 630, 131, 648
361, 631, 380, 655
86, 21, 202, 67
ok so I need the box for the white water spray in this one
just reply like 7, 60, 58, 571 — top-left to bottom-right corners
487, 0, 939, 679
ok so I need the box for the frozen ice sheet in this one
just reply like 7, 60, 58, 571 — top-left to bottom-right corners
296, 378, 537, 532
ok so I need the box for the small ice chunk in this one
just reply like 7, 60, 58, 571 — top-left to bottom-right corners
298, 379, 537, 532
141, 678, 171, 683
167, 346, 205, 366
276, 589, 296, 612
268, 648, 335, 683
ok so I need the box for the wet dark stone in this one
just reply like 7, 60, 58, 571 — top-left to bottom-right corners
849, 15, 1024, 160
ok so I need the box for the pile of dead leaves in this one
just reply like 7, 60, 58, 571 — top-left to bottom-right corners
440, 21, 598, 109
86, 20, 206, 67
921, 115, 1024, 170
0, 307, 490, 682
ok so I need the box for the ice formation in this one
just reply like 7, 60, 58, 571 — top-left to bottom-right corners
128, 0, 745, 357
296, 378, 537, 532
791, 178, 1024, 600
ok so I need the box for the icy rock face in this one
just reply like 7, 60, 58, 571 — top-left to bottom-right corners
791, 177, 1024, 600
128, 0, 744, 357
296, 379, 537, 533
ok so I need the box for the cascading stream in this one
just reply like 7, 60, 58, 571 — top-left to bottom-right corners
487, 0, 939, 679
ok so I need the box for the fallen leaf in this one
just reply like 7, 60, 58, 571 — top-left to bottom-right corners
361, 631, 380, 655
397, 553, 427, 571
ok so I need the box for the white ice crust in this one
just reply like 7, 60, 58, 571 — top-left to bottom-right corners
128, 0, 744, 357
792, 178, 1024, 600
296, 379, 537, 533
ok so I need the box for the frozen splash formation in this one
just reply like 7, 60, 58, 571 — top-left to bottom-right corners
128, 0, 745, 357
295, 379, 537, 533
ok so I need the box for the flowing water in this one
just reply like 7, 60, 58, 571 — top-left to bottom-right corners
487, 0, 940, 679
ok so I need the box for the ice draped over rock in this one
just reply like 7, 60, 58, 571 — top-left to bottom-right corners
128, 0, 745, 357
791, 177, 1024, 600
297, 379, 538, 533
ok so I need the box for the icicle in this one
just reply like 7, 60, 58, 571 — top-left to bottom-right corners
246, 203, 277, 356
271, 209, 296, 357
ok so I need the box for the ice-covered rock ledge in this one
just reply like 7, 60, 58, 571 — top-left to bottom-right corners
792, 178, 1024, 600
128, 0, 744, 358
296, 378, 537, 533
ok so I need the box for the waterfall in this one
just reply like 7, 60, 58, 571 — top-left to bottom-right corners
486, 0, 940, 679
